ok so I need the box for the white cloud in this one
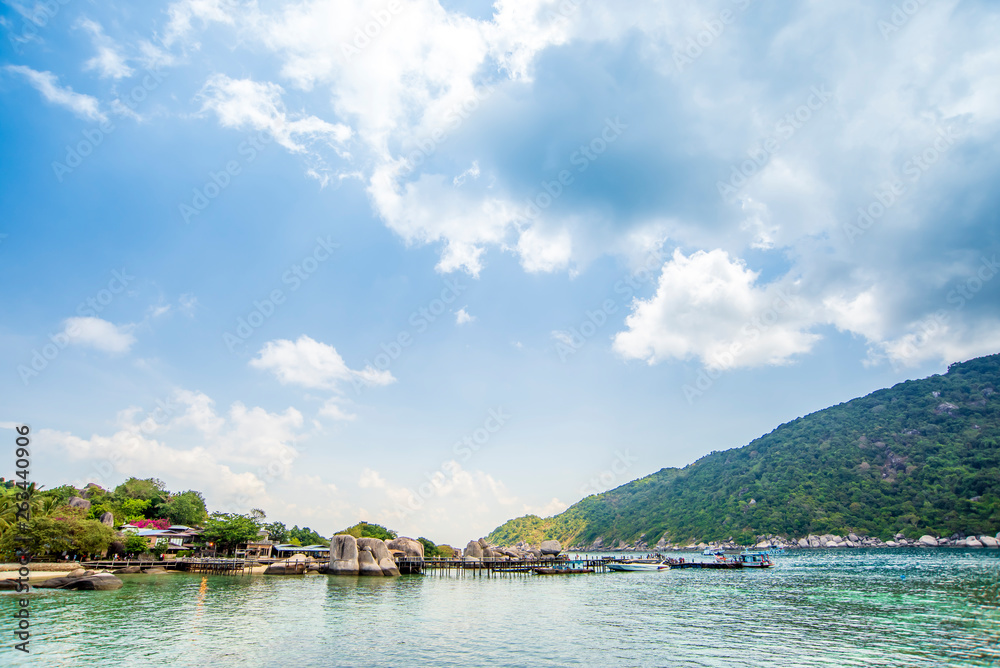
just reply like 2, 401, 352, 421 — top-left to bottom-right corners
149, 304, 171, 318
178, 294, 198, 316
358, 467, 386, 489
352, 460, 574, 545
6, 66, 106, 122
524, 497, 569, 518
163, 0, 237, 47
455, 307, 475, 325
516, 225, 573, 274
250, 335, 395, 390
870, 316, 1000, 370
78, 19, 134, 79
38, 388, 305, 510
318, 398, 357, 421
198, 74, 351, 154
62, 317, 136, 354
613, 249, 820, 369
160, 0, 1000, 370
453, 161, 480, 186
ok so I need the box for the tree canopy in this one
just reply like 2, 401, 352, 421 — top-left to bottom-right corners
201, 513, 262, 554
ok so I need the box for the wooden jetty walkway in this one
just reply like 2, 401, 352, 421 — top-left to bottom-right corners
81, 558, 254, 575
82, 555, 753, 577
398, 556, 625, 576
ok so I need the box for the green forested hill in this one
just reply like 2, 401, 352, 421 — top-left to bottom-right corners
489, 354, 1000, 546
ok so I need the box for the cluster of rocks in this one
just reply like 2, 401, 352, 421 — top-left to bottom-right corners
780, 532, 1000, 549
0, 569, 123, 591
569, 536, 732, 552
569, 530, 1000, 551
114, 566, 170, 574
462, 538, 563, 561
323, 535, 424, 576
66, 495, 115, 527
263, 535, 430, 576
264, 554, 325, 575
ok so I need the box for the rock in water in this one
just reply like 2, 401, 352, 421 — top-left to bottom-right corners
979, 535, 1000, 548
68, 574, 123, 591
358, 537, 400, 576
100, 511, 114, 527
918, 535, 939, 547
266, 555, 308, 575
464, 540, 484, 559
386, 537, 424, 560
540, 540, 562, 556
35, 572, 123, 591
378, 557, 401, 576
357, 538, 392, 562
357, 548, 384, 576
67, 496, 91, 511
330, 534, 360, 575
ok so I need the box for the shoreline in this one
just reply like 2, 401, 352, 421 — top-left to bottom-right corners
571, 531, 1000, 552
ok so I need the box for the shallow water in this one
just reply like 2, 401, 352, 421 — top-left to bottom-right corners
3, 548, 999, 667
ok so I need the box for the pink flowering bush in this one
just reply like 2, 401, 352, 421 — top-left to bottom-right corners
131, 518, 172, 530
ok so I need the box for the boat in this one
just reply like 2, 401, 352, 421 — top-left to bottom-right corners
734, 551, 774, 568
607, 561, 671, 572
702, 547, 725, 556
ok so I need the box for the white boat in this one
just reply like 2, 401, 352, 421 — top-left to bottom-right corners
608, 561, 670, 572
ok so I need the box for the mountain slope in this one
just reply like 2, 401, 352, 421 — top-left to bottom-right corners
489, 354, 1000, 546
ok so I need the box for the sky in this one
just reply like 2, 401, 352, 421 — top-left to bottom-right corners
1, 0, 998, 546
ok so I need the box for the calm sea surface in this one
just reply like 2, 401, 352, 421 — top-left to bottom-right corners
3, 548, 999, 667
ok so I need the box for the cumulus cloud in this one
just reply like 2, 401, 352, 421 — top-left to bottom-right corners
38, 388, 305, 510
613, 249, 820, 369
62, 317, 136, 354
6, 66, 106, 122
355, 461, 533, 544
163, 0, 1000, 369
250, 335, 395, 391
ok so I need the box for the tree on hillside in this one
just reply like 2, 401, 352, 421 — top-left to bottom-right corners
123, 533, 151, 556
417, 537, 454, 558
263, 521, 287, 543
113, 478, 169, 518
119, 499, 151, 524
0, 506, 115, 558
287, 526, 329, 546
202, 513, 262, 555
334, 522, 396, 541
162, 490, 208, 526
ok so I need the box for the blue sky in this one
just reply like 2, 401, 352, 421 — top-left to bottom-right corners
1, 0, 998, 545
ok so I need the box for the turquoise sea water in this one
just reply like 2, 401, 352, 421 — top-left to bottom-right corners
3, 548, 999, 667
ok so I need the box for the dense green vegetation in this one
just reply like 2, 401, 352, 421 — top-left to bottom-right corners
333, 521, 397, 542
489, 354, 1000, 546
417, 536, 455, 558
0, 477, 209, 559
287, 525, 330, 546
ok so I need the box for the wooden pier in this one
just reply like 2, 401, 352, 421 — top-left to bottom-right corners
397, 556, 622, 576
81, 558, 254, 575
82, 555, 758, 577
